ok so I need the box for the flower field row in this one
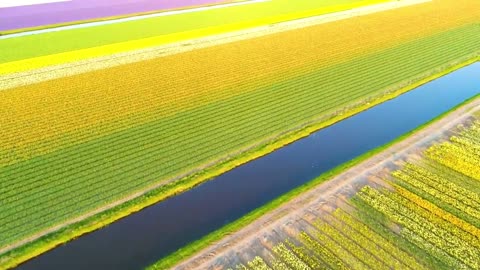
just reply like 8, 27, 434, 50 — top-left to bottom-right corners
226, 116, 480, 270
426, 122, 480, 180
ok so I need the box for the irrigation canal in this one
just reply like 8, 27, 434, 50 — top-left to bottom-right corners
18, 62, 480, 269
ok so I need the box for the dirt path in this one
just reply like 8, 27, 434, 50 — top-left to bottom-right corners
0, 0, 429, 91
172, 99, 480, 270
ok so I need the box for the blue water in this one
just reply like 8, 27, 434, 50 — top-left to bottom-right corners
17, 63, 480, 270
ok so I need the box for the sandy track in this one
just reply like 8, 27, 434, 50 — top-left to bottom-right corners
172, 99, 480, 270
0, 0, 430, 91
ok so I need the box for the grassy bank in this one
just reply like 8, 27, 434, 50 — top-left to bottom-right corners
1, 54, 477, 269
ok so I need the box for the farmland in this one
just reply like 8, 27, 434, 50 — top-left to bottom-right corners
1, 0, 480, 268
165, 99, 480, 270
1, 16, 479, 255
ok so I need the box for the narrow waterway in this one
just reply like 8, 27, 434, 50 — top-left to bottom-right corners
17, 62, 480, 270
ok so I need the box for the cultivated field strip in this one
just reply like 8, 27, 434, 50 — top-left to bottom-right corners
171, 111, 480, 270
1, 22, 480, 249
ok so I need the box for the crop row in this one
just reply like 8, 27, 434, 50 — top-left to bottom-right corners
320, 212, 404, 269
391, 184, 480, 249
393, 169, 480, 222
426, 141, 480, 181
358, 186, 471, 268
331, 209, 424, 270
402, 163, 480, 208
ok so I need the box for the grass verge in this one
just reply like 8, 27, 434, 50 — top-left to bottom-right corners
0, 57, 478, 269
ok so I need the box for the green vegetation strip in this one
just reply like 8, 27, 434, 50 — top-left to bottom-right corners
149, 96, 480, 270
